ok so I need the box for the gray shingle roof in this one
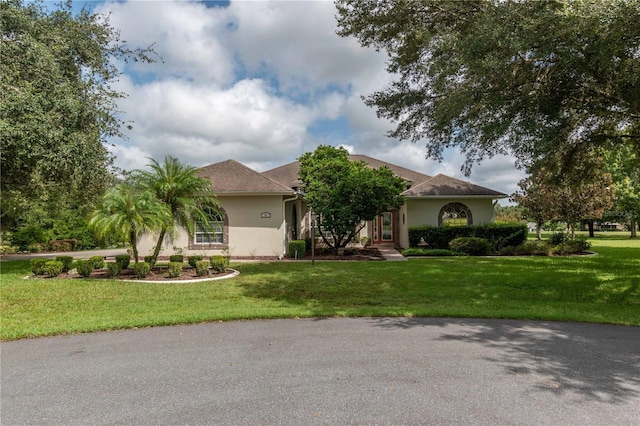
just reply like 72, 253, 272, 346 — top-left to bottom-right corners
197, 160, 294, 194
402, 174, 506, 197
261, 155, 432, 188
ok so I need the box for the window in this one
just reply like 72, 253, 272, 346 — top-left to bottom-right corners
194, 211, 225, 244
439, 203, 472, 227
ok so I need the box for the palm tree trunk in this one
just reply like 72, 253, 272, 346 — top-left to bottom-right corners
151, 228, 167, 264
130, 229, 139, 263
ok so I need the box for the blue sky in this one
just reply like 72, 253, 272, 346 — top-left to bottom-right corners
56, 0, 525, 198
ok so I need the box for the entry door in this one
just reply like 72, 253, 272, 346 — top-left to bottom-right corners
373, 211, 394, 244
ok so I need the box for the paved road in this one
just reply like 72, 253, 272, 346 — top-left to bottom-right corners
0, 248, 128, 261
2, 318, 639, 425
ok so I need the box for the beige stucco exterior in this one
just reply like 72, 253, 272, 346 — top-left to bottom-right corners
138, 194, 302, 258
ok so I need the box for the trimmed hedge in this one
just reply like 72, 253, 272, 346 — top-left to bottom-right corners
30, 258, 48, 275
195, 260, 210, 276
188, 255, 203, 268
449, 237, 492, 256
76, 260, 93, 277
55, 256, 74, 272
107, 262, 122, 277
133, 262, 151, 278
88, 256, 104, 270
167, 262, 182, 278
408, 223, 527, 251
288, 240, 306, 258
169, 255, 184, 263
44, 260, 64, 277
115, 254, 131, 269
210, 255, 229, 272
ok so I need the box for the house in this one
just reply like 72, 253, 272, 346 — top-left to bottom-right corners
137, 155, 507, 258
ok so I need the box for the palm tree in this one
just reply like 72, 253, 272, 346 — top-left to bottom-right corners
132, 156, 220, 264
89, 184, 170, 263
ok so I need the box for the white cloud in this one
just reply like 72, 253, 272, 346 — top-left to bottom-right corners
93, 0, 523, 196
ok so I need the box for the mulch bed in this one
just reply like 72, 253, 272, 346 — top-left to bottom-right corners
31, 267, 235, 282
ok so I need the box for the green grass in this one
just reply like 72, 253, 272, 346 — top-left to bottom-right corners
1, 236, 638, 340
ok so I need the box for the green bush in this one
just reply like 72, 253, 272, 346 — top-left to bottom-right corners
551, 237, 592, 255
169, 255, 184, 263
408, 223, 527, 251
288, 240, 306, 258
44, 260, 64, 277
133, 262, 151, 278
167, 262, 183, 278
449, 237, 492, 256
188, 255, 203, 268
550, 232, 567, 246
55, 256, 74, 272
75, 260, 93, 277
30, 258, 48, 275
88, 256, 104, 270
144, 255, 156, 266
195, 260, 210, 276
210, 255, 229, 272
115, 254, 131, 269
12, 224, 51, 251
499, 241, 549, 256
402, 248, 460, 257
106, 262, 122, 277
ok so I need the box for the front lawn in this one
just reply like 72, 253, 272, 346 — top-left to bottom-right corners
1, 236, 638, 340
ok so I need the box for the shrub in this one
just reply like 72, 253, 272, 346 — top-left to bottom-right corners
55, 256, 74, 272
49, 239, 77, 252
12, 224, 51, 251
167, 262, 183, 278
115, 254, 131, 269
106, 262, 122, 277
75, 260, 93, 277
551, 237, 591, 255
88, 256, 104, 270
288, 240, 306, 258
408, 223, 527, 251
144, 255, 156, 266
195, 260, 210, 276
169, 254, 184, 263
133, 262, 151, 278
30, 258, 48, 275
0, 245, 18, 255
44, 260, 64, 277
402, 248, 460, 257
508, 241, 549, 256
210, 255, 229, 272
549, 232, 566, 246
449, 237, 492, 256
188, 255, 204, 268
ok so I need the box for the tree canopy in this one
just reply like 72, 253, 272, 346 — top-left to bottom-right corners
336, 0, 640, 175
298, 145, 405, 251
0, 0, 157, 229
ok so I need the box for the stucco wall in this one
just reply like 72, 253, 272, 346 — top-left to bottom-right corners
137, 195, 289, 258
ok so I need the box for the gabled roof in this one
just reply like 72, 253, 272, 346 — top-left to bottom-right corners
261, 155, 432, 188
402, 174, 506, 198
198, 159, 294, 195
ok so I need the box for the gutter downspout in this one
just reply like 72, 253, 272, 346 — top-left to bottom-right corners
281, 193, 299, 259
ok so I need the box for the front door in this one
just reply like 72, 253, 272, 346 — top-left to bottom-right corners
373, 211, 394, 244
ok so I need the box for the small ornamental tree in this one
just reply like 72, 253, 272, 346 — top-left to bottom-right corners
298, 146, 405, 252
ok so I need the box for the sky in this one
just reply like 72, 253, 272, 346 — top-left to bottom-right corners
65, 0, 526, 199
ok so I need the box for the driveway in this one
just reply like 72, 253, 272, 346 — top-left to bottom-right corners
1, 318, 639, 425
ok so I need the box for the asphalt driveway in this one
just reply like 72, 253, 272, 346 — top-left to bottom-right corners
2, 318, 639, 425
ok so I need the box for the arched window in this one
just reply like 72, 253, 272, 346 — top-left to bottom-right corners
190, 208, 228, 248
439, 203, 472, 227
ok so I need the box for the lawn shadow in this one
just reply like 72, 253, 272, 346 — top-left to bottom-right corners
370, 317, 640, 404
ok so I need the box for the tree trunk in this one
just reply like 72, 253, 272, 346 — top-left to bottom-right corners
631, 215, 637, 238
130, 229, 139, 263
151, 228, 167, 264
587, 221, 595, 238
536, 221, 543, 240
